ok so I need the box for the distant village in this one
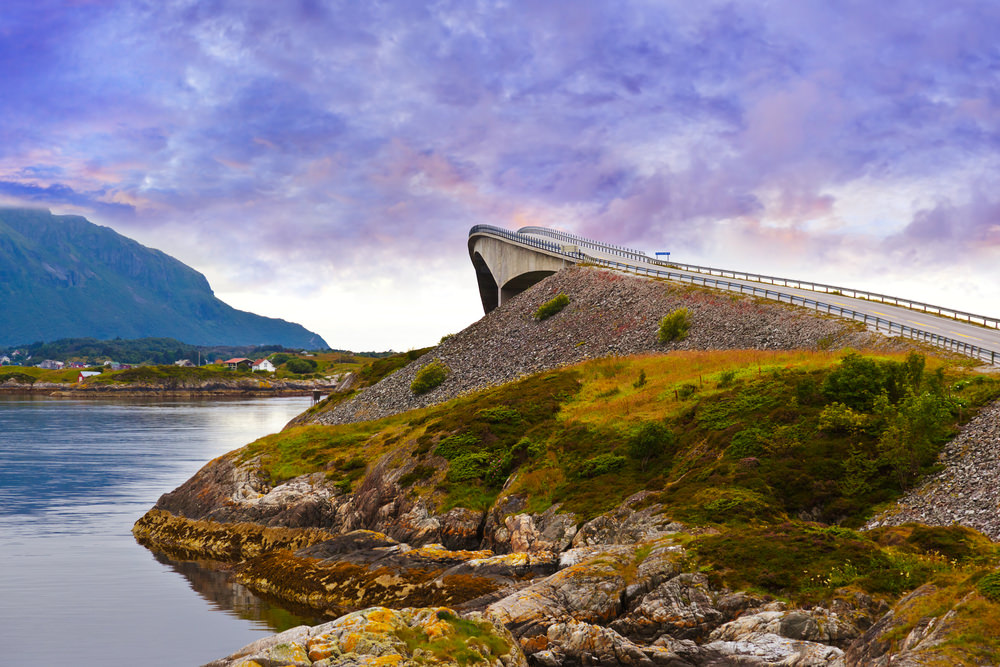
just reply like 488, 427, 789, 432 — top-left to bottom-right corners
1, 349, 292, 381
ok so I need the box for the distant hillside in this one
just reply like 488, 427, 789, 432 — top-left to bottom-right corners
0, 208, 328, 348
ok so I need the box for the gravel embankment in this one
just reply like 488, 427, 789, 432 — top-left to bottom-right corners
312, 266, 908, 426
867, 399, 1000, 540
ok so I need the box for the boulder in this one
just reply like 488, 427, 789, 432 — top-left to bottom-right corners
533, 620, 696, 667
699, 631, 845, 666
710, 608, 861, 648
203, 606, 525, 667
612, 573, 751, 643
572, 492, 682, 548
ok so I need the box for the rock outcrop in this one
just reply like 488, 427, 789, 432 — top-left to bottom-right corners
204, 606, 524, 667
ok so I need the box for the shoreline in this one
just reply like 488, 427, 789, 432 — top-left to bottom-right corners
0, 383, 339, 398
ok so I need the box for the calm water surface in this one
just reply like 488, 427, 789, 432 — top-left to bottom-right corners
0, 394, 318, 666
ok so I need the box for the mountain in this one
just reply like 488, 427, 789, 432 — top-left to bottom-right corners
0, 208, 328, 348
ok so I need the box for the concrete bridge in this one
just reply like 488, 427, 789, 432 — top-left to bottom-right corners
468, 224, 1000, 366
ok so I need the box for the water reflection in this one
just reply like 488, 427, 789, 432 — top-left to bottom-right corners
148, 550, 324, 631
0, 395, 315, 666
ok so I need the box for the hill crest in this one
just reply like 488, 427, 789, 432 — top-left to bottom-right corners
0, 208, 328, 348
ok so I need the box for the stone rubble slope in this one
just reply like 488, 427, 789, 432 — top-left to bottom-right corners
312, 266, 903, 426
867, 399, 1000, 540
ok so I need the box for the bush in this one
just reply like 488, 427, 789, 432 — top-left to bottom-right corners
978, 572, 1000, 602
435, 432, 480, 459
286, 357, 318, 374
411, 360, 449, 394
579, 453, 627, 478
658, 308, 691, 343
534, 293, 570, 321
628, 421, 676, 470
475, 406, 521, 424
447, 452, 490, 482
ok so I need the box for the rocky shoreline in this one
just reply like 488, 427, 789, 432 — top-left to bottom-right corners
132, 268, 999, 666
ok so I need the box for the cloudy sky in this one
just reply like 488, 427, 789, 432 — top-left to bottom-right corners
2, 0, 998, 351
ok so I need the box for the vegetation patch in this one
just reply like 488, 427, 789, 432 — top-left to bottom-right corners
687, 521, 1000, 605
658, 307, 692, 343
534, 292, 570, 320
394, 610, 511, 666
412, 360, 449, 395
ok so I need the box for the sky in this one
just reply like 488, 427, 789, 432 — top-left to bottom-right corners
1, 0, 998, 351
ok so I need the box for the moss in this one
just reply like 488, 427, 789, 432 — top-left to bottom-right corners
394, 610, 511, 666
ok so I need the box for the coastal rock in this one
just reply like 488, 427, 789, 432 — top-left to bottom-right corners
532, 620, 696, 667
486, 545, 636, 638
204, 606, 525, 667
612, 573, 744, 643
844, 584, 972, 666
234, 536, 504, 614
572, 492, 682, 548
699, 632, 845, 665
709, 609, 860, 648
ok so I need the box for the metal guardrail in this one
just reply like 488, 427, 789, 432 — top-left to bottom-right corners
518, 225, 650, 262
470, 225, 1000, 366
469, 224, 585, 261
518, 226, 1000, 330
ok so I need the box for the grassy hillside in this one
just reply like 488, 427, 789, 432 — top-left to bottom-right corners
241, 349, 1000, 525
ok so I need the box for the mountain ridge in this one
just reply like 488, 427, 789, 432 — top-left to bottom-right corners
0, 208, 328, 348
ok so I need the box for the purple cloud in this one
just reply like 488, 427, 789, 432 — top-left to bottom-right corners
1, 0, 999, 348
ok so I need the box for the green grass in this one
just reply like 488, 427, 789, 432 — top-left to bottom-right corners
231, 349, 1000, 525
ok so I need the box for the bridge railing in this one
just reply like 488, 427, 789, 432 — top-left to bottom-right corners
517, 226, 1000, 330
518, 225, 650, 262
469, 224, 587, 261
470, 224, 1000, 365
585, 254, 1000, 366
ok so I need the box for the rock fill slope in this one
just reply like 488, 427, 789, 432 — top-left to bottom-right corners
0, 208, 327, 348
308, 265, 904, 426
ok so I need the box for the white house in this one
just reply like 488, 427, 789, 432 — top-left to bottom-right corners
38, 359, 64, 370
252, 358, 276, 373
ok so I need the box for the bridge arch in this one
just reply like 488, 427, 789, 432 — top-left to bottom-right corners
468, 230, 574, 313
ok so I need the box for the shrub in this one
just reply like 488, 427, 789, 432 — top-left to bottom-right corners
633, 369, 647, 389
658, 308, 691, 343
579, 453, 627, 478
286, 357, 318, 374
628, 421, 676, 470
534, 293, 570, 321
475, 406, 521, 424
717, 370, 737, 388
727, 426, 768, 458
979, 573, 1000, 602
821, 353, 886, 411
435, 432, 480, 459
411, 360, 449, 394
447, 452, 490, 482
677, 383, 698, 400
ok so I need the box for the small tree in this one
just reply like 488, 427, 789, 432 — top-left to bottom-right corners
628, 421, 676, 470
658, 308, 691, 343
411, 360, 449, 395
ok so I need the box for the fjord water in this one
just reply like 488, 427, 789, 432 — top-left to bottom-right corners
0, 395, 317, 666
